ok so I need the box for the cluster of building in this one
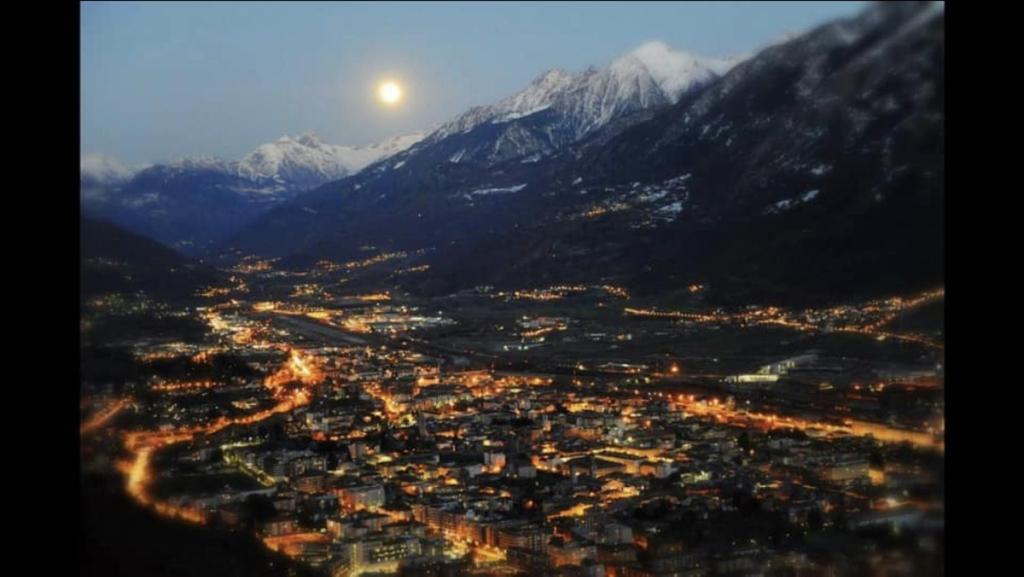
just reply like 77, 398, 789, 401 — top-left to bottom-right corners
82, 266, 944, 577
129, 324, 942, 577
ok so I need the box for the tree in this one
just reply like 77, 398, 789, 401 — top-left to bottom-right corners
869, 448, 885, 469
738, 431, 753, 455
242, 494, 277, 528
807, 509, 824, 532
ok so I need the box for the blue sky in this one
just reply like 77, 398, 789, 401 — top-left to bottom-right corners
81, 1, 865, 165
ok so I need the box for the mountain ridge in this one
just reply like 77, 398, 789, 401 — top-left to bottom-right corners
225, 1, 943, 306
426, 42, 734, 148
80, 131, 426, 253
80, 216, 220, 302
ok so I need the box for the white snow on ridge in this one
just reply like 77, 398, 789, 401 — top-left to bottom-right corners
764, 189, 821, 214
429, 41, 744, 144
493, 105, 552, 123
125, 192, 160, 208
637, 189, 670, 203
82, 131, 428, 196
236, 131, 426, 183
625, 41, 724, 102
656, 201, 683, 218
461, 184, 528, 199
80, 153, 138, 185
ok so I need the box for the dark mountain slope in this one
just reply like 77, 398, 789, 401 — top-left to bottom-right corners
80, 216, 220, 301
413, 1, 945, 305
82, 165, 282, 255
223, 45, 726, 262
228, 1, 943, 307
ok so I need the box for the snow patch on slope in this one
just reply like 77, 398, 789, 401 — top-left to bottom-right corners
765, 189, 821, 214
460, 184, 528, 200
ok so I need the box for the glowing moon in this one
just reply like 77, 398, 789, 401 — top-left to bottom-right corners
378, 81, 403, 105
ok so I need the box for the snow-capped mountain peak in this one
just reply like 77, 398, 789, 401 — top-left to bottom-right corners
507, 68, 576, 109
235, 131, 426, 186
430, 41, 742, 145
83, 130, 427, 210
80, 131, 428, 253
80, 153, 137, 185
615, 41, 720, 102
295, 132, 326, 148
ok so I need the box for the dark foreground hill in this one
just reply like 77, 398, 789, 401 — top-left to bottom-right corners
80, 216, 220, 302
81, 473, 316, 577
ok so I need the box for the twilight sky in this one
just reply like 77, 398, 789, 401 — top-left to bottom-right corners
81, 1, 866, 165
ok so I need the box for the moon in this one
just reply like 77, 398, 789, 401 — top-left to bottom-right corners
378, 81, 403, 105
